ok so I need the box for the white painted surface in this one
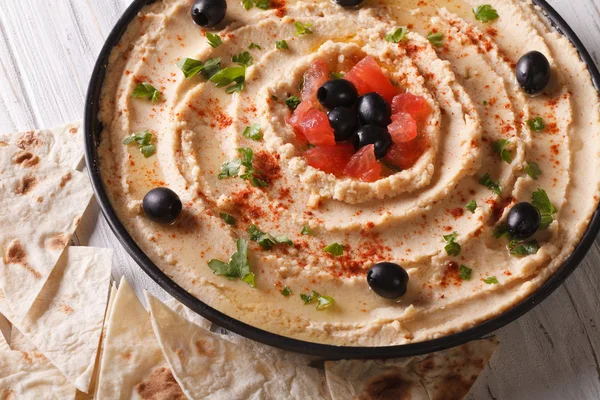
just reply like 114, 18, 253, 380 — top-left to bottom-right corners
0, 1, 599, 399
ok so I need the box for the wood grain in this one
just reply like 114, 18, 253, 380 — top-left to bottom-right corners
0, 1, 599, 398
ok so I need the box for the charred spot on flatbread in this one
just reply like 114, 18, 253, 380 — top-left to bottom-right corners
427, 372, 473, 400
194, 339, 216, 357
14, 175, 37, 195
69, 127, 78, 134
135, 367, 186, 400
359, 373, 414, 400
12, 150, 39, 168
16, 131, 43, 150
59, 171, 72, 188
43, 233, 70, 251
3, 239, 42, 279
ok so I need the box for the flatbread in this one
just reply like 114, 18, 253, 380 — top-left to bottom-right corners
146, 293, 330, 400
9, 326, 36, 352
325, 338, 499, 400
0, 313, 10, 349
0, 145, 93, 321
0, 320, 8, 352
0, 122, 84, 170
96, 278, 186, 399
0, 246, 112, 393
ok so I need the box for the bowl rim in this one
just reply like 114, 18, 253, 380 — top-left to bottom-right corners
84, 0, 600, 359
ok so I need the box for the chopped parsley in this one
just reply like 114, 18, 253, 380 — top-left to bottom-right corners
242, 0, 270, 10
509, 239, 540, 256
385, 27, 408, 43
218, 147, 268, 187
177, 58, 204, 79
219, 212, 236, 226
479, 173, 502, 196
300, 225, 313, 236
242, 124, 262, 141
300, 291, 335, 310
271, 95, 279, 101
295, 21, 313, 36
132, 82, 161, 102
232, 51, 253, 67
443, 232, 461, 256
122, 130, 156, 158
527, 116, 546, 131
483, 276, 499, 284
248, 42, 262, 50
330, 72, 344, 79
473, 5, 499, 23
466, 200, 477, 214
209, 66, 246, 93
248, 224, 293, 250
492, 139, 513, 164
427, 31, 444, 47
281, 286, 292, 296
276, 40, 289, 50
206, 32, 223, 48
524, 162, 542, 180
323, 243, 344, 257
493, 224, 510, 239
459, 265, 472, 280
285, 95, 301, 110
208, 238, 255, 287
531, 188, 556, 229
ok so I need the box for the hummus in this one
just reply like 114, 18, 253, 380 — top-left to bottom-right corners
98, 0, 600, 346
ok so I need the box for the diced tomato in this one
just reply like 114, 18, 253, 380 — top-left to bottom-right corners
286, 100, 314, 145
344, 56, 399, 103
384, 136, 428, 170
391, 92, 431, 126
344, 144, 381, 182
297, 108, 336, 146
301, 59, 330, 102
304, 142, 355, 175
388, 112, 418, 144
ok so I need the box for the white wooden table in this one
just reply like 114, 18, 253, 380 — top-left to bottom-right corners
1, 1, 599, 398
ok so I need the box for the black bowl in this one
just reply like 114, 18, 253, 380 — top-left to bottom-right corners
85, 0, 600, 359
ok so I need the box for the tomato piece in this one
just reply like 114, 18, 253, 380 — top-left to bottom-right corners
304, 142, 355, 175
391, 92, 431, 126
344, 144, 381, 182
286, 100, 314, 144
344, 56, 399, 103
388, 112, 418, 144
297, 108, 336, 146
301, 59, 330, 102
384, 136, 428, 170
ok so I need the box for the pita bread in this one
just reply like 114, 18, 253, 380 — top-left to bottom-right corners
0, 145, 93, 321
9, 326, 36, 352
0, 246, 112, 393
325, 338, 499, 400
96, 278, 186, 399
0, 313, 9, 348
0, 321, 8, 352
146, 293, 330, 400
0, 122, 84, 170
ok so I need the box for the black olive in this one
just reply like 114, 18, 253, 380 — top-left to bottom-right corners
191, 0, 227, 27
328, 107, 360, 142
356, 93, 392, 127
332, 0, 364, 7
142, 187, 183, 224
317, 80, 358, 109
516, 51, 551, 96
507, 202, 541, 240
352, 125, 392, 159
367, 262, 409, 299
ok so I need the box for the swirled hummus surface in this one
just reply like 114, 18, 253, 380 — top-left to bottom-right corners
98, 0, 600, 346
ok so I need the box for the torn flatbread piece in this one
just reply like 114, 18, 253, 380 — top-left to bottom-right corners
325, 338, 499, 400
146, 293, 330, 400
0, 322, 8, 352
9, 326, 36, 352
0, 247, 112, 393
0, 145, 93, 321
0, 122, 83, 170
96, 278, 186, 399
0, 313, 9, 349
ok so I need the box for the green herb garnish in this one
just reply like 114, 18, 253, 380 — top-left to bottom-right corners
248, 224, 293, 250
466, 200, 477, 214
483, 276, 499, 284
276, 40, 289, 49
385, 27, 408, 43
281, 286, 292, 296
248, 42, 262, 50
459, 265, 472, 280
132, 83, 161, 102
524, 162, 542, 180
295, 21, 313, 36
300, 225, 313, 236
208, 238, 255, 287
218, 147, 268, 187
509, 240, 539, 256
177, 58, 205, 79
323, 243, 344, 257
493, 224, 509, 239
209, 66, 246, 93
492, 139, 513, 163
527, 117, 546, 132
122, 130, 156, 158
219, 212, 236, 226
301, 291, 335, 310
285, 95, 301, 110
232, 51, 253, 67
427, 31, 444, 47
443, 232, 461, 256
531, 188, 556, 229
473, 5, 499, 22
206, 32, 223, 48
330, 72, 344, 79
242, 124, 262, 141
479, 173, 502, 195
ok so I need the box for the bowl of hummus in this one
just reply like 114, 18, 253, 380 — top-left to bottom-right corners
85, 0, 600, 358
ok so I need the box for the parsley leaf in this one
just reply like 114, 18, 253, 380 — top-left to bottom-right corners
492, 139, 513, 163
483, 276, 499, 284
210, 66, 247, 93
323, 243, 344, 257
202, 57, 222, 79
473, 5, 499, 23
242, 124, 262, 141
276, 40, 289, 49
300, 225, 313, 236
281, 286, 292, 296
177, 58, 205, 79
479, 173, 502, 196
295, 21, 313, 36
219, 212, 236, 226
493, 224, 510, 239
232, 51, 253, 67
206, 32, 223, 48
248, 42, 262, 50
443, 232, 461, 256
208, 238, 255, 287
427, 31, 444, 47
385, 26, 408, 43
300, 291, 318, 304
301, 291, 335, 310
330, 72, 344, 79
466, 200, 477, 213
132, 83, 161, 102
524, 162, 542, 180
248, 224, 293, 250
527, 116, 546, 131
242, 0, 253, 9
285, 95, 301, 110
218, 158, 242, 179
242, 0, 270, 10
509, 239, 539, 256
531, 188, 556, 229
459, 265, 472, 280
122, 130, 156, 158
